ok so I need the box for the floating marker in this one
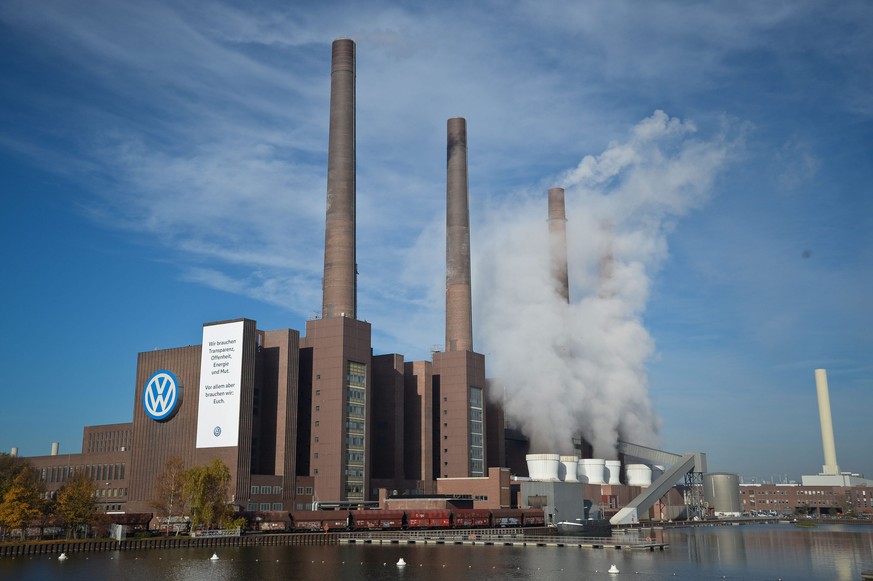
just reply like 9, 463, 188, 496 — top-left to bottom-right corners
397, 558, 406, 566
210, 553, 219, 561
58, 553, 68, 561
608, 564, 620, 574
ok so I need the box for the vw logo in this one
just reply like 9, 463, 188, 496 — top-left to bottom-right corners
143, 370, 182, 421
213, 426, 222, 437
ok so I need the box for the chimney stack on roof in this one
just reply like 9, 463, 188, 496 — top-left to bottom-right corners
321, 38, 357, 320
445, 117, 473, 352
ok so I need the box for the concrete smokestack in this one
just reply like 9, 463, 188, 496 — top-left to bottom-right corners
445, 117, 473, 352
321, 38, 357, 320
51, 442, 59, 456
814, 368, 840, 475
547, 187, 570, 303
10, 447, 18, 458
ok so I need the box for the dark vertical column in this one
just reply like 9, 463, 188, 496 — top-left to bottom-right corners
322, 38, 357, 320
547, 187, 570, 304
446, 117, 473, 352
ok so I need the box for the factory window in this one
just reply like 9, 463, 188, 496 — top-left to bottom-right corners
314, 453, 319, 459
306, 487, 313, 494
316, 390, 320, 396
297, 486, 305, 495
248, 502, 258, 511
314, 469, 319, 475
272, 503, 283, 510
251, 486, 259, 495
444, 448, 448, 453
443, 435, 448, 440
273, 486, 282, 495
315, 405, 320, 412
261, 486, 271, 494
260, 503, 270, 511
468, 386, 484, 476
314, 436, 319, 443
315, 421, 320, 427
443, 410, 447, 415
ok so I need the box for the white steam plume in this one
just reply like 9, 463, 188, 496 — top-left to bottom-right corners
477, 110, 732, 459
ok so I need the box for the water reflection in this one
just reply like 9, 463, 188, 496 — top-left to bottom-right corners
1, 524, 871, 581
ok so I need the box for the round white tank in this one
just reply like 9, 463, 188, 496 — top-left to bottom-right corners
626, 463, 653, 487
579, 458, 606, 485
559, 455, 580, 482
605, 460, 622, 484
526, 453, 561, 481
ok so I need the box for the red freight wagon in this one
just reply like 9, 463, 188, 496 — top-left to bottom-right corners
349, 510, 405, 530
291, 510, 350, 532
520, 508, 545, 527
453, 508, 492, 528
491, 508, 523, 527
406, 509, 452, 529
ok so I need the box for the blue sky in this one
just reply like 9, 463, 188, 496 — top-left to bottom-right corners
1, 0, 871, 482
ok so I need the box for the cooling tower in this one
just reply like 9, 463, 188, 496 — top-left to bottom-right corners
626, 464, 652, 487
579, 458, 606, 485
605, 460, 622, 485
526, 453, 560, 481
321, 38, 357, 320
548, 187, 570, 304
445, 117, 474, 352
814, 368, 840, 475
559, 455, 580, 482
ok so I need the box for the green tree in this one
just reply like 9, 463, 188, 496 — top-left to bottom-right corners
183, 459, 232, 530
0, 470, 42, 541
55, 470, 97, 539
0, 453, 33, 499
150, 456, 187, 534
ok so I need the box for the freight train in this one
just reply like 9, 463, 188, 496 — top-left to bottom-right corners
248, 508, 545, 533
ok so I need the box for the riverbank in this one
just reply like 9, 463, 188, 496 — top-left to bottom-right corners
0, 532, 334, 558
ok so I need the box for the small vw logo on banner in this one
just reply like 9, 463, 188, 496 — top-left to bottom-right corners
143, 370, 182, 421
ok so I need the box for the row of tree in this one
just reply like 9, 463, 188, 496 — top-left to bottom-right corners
0, 453, 241, 541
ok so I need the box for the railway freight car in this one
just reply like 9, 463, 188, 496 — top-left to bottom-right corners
491, 508, 523, 527
291, 510, 350, 532
520, 508, 545, 526
453, 508, 492, 528
406, 509, 452, 529
349, 510, 405, 531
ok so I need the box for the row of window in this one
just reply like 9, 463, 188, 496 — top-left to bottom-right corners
247, 502, 284, 511
40, 463, 125, 484
250, 485, 283, 495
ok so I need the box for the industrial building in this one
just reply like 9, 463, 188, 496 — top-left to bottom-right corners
14, 39, 494, 515
9, 41, 871, 528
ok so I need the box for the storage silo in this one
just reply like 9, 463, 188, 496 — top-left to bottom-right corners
626, 464, 652, 487
605, 460, 622, 484
578, 458, 606, 485
526, 453, 561, 481
703, 473, 742, 517
559, 455, 580, 482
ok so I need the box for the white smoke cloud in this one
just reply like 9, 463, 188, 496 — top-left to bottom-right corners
477, 110, 733, 459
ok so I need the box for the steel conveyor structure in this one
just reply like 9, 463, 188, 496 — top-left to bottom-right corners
609, 442, 707, 525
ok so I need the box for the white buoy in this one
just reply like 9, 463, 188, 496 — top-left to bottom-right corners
397, 558, 406, 566
210, 553, 219, 561
608, 564, 620, 574
58, 553, 68, 561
